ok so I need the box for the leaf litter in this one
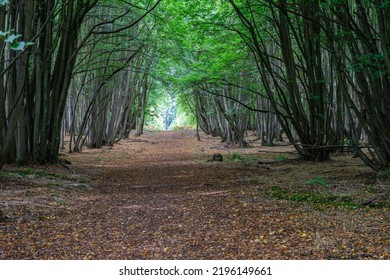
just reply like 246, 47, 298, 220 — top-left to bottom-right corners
0, 130, 389, 259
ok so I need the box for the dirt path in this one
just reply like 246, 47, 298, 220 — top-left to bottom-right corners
1, 131, 389, 259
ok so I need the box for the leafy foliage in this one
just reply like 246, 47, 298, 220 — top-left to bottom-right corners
0, 0, 33, 51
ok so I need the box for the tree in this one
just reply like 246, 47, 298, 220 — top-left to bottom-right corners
321, 0, 390, 171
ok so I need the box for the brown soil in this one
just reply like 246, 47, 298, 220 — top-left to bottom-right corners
0, 130, 389, 259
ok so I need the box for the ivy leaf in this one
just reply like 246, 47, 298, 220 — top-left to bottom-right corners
0, 30, 11, 39
5, 34, 22, 43
11, 41, 25, 51
11, 41, 34, 51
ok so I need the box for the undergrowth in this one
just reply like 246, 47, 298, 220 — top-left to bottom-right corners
226, 152, 258, 162
0, 168, 90, 184
262, 185, 389, 209
0, 168, 59, 179
273, 155, 289, 162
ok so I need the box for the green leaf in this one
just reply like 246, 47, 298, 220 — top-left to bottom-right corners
11, 41, 26, 51
0, 30, 11, 39
5, 34, 22, 43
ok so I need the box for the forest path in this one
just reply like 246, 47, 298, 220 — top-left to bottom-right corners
1, 131, 389, 259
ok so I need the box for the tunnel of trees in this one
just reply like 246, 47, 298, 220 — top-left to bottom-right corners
0, 0, 389, 172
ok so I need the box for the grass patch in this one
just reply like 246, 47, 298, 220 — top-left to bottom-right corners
261, 185, 382, 209
308, 176, 329, 187
226, 153, 245, 162
0, 168, 59, 179
59, 200, 69, 206
377, 171, 390, 180
226, 152, 259, 163
0, 168, 90, 190
273, 155, 289, 162
0, 171, 21, 179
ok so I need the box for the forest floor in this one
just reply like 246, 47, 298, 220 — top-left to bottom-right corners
0, 130, 389, 260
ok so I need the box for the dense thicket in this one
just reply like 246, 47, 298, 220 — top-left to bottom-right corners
225, 0, 390, 169
65, 2, 159, 152
0, 0, 98, 168
0, 0, 160, 169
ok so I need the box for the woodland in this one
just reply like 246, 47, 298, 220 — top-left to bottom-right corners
0, 0, 389, 259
